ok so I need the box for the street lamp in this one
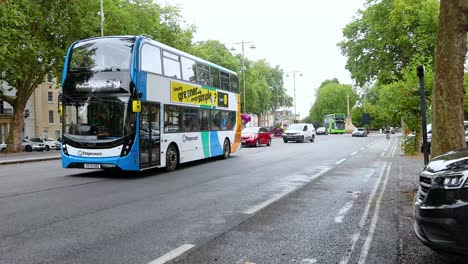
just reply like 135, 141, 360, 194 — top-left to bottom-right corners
231, 41, 256, 113
286, 71, 303, 123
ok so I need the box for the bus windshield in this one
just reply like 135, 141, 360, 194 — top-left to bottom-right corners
69, 38, 133, 72
63, 96, 134, 143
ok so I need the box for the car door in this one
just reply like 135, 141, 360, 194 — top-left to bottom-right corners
303, 125, 310, 139
259, 127, 267, 144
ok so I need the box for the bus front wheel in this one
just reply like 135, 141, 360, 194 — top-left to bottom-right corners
165, 144, 179, 172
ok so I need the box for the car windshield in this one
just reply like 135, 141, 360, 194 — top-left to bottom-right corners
357, 128, 364, 131
30, 138, 43, 142
63, 95, 134, 143
242, 127, 259, 134
287, 124, 304, 130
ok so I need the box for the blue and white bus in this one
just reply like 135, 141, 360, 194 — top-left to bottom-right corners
61, 36, 242, 172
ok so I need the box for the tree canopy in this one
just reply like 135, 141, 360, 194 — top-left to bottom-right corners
338, 0, 439, 86
309, 82, 357, 124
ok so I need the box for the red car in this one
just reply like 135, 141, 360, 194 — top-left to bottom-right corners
241, 126, 272, 147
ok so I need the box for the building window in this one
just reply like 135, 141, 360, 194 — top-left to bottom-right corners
47, 72, 53, 83
49, 110, 54, 124
48, 92, 53, 102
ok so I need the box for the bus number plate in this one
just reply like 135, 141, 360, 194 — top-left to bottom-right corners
84, 164, 101, 169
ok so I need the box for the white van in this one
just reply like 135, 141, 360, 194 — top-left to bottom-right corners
283, 123, 316, 143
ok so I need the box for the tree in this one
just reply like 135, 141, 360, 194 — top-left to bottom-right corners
309, 82, 357, 124
0, 0, 99, 153
0, 0, 194, 153
338, 0, 439, 86
191, 40, 240, 71
430, 0, 467, 157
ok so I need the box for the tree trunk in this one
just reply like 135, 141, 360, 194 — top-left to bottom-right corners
431, 0, 467, 158
5, 90, 29, 153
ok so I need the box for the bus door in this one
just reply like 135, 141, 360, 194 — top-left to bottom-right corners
139, 103, 160, 168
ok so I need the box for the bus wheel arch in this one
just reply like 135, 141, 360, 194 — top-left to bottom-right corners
165, 143, 179, 172
222, 138, 231, 159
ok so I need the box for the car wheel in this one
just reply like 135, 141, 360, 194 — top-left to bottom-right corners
26, 145, 32, 152
255, 139, 259, 147
311, 135, 315, 142
165, 144, 178, 172
222, 139, 230, 159
267, 138, 271, 146
300, 136, 304, 143
45, 145, 50, 151
283, 139, 288, 143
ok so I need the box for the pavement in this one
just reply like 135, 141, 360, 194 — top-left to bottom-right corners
0, 150, 61, 165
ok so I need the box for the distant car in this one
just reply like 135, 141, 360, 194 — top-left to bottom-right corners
283, 123, 316, 143
42, 137, 61, 151
390, 127, 395, 134
316, 127, 328, 135
241, 126, 272, 147
26, 138, 46, 151
352, 127, 368, 137
1, 139, 44, 152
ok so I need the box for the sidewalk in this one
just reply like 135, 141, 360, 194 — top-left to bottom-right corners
0, 151, 61, 165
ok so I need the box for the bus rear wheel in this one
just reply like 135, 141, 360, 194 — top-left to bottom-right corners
222, 139, 230, 159
165, 144, 178, 172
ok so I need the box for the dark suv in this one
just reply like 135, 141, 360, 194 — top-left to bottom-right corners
414, 147, 468, 255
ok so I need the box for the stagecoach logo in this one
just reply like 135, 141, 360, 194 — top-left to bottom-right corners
76, 79, 121, 90
78, 150, 103, 156
182, 135, 198, 143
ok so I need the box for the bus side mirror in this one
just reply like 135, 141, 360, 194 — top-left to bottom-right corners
132, 100, 141, 112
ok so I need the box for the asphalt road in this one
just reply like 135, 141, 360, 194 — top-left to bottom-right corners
0, 133, 464, 264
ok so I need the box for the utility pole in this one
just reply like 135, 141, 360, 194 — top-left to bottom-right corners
231, 41, 256, 113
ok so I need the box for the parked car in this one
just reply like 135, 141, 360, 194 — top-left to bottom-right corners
1, 139, 44, 152
390, 127, 395, 134
25, 138, 46, 151
282, 123, 316, 143
414, 147, 468, 255
316, 127, 328, 135
422, 121, 468, 154
352, 127, 368, 137
42, 137, 61, 151
241, 126, 272, 147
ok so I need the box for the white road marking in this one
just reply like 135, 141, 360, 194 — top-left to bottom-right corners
243, 186, 296, 214
380, 152, 385, 157
301, 259, 317, 263
360, 147, 366, 151
334, 200, 355, 223
350, 151, 358, 156
388, 140, 398, 158
244, 166, 332, 215
335, 191, 360, 223
339, 162, 388, 264
358, 163, 392, 264
148, 244, 195, 264
336, 158, 346, 165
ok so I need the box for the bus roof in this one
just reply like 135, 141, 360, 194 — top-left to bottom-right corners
69, 35, 238, 76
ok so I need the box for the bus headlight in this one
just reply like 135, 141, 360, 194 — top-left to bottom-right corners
120, 138, 133, 157
62, 143, 69, 155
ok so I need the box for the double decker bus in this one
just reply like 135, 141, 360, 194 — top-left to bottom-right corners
324, 113, 346, 134
60, 36, 241, 172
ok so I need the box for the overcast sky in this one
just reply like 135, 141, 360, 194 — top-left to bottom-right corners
164, 0, 365, 118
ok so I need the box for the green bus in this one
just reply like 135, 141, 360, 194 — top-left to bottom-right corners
324, 113, 346, 134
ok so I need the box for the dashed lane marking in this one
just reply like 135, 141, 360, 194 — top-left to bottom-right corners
148, 244, 195, 264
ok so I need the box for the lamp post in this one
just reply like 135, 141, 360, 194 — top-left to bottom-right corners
286, 71, 303, 123
99, 0, 105, 37
231, 41, 256, 113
